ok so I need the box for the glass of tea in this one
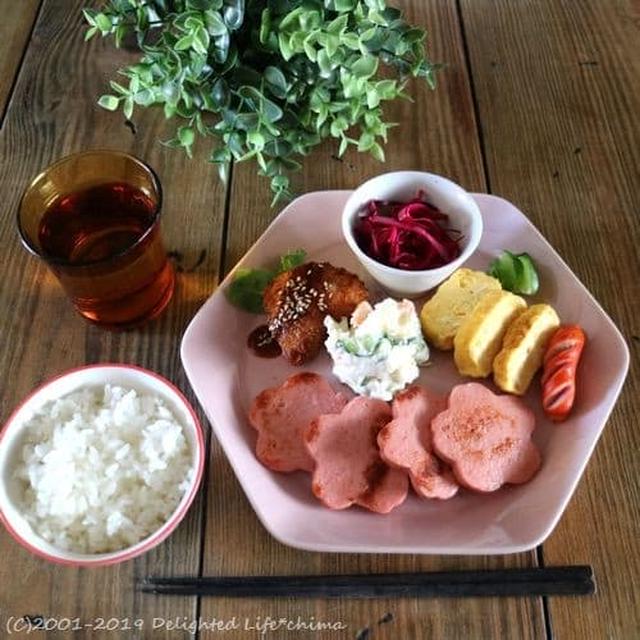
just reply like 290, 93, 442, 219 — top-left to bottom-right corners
17, 150, 175, 329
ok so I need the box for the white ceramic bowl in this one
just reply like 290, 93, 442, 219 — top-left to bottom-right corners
0, 364, 205, 566
342, 171, 483, 297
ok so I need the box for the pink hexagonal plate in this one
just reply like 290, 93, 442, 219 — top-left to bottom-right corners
181, 191, 629, 554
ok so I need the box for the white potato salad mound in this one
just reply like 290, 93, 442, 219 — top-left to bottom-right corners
324, 298, 429, 401
14, 385, 193, 554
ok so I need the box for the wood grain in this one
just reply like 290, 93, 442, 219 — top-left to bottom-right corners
0, 0, 41, 124
0, 1, 227, 637
2, 0, 637, 637
199, 2, 546, 639
459, 0, 640, 638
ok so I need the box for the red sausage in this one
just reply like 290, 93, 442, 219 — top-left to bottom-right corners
541, 325, 586, 422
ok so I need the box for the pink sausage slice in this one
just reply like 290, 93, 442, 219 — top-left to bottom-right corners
249, 372, 347, 472
431, 382, 541, 492
305, 397, 408, 513
378, 386, 459, 500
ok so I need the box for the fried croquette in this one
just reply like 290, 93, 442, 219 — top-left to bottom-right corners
264, 262, 368, 365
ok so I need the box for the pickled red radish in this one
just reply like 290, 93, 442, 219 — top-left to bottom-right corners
354, 193, 462, 270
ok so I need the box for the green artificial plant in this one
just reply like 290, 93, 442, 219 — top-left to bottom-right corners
84, 0, 436, 204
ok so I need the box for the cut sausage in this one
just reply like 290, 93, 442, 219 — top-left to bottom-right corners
249, 372, 347, 472
541, 325, 586, 422
377, 386, 459, 499
431, 383, 541, 492
305, 397, 408, 513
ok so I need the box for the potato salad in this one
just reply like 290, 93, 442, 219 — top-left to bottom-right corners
324, 298, 429, 401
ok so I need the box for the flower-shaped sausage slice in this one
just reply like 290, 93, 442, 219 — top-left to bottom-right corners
305, 397, 408, 513
431, 383, 541, 492
378, 386, 459, 499
249, 373, 347, 472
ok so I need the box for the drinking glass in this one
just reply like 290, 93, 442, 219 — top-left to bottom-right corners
17, 150, 175, 329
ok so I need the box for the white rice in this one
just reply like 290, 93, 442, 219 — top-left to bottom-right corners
14, 384, 194, 554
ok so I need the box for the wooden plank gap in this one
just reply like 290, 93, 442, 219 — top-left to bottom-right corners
453, 0, 492, 193
192, 423, 214, 640
193, 158, 235, 640
536, 545, 555, 640
217, 160, 236, 279
0, 0, 45, 130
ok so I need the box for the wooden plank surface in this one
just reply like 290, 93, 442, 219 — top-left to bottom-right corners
0, 0, 227, 637
1, 0, 637, 637
199, 2, 546, 639
0, 0, 41, 122
460, 0, 640, 638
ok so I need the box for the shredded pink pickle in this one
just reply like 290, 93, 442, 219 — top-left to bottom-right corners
354, 191, 463, 270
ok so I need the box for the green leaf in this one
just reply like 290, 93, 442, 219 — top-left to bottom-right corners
204, 10, 227, 36
175, 34, 193, 50
84, 26, 98, 41
193, 27, 210, 54
279, 6, 304, 32
366, 88, 380, 108
303, 38, 317, 61
210, 147, 231, 164
129, 75, 140, 93
213, 31, 230, 62
370, 141, 385, 162
340, 32, 360, 50
82, 8, 97, 26
114, 24, 126, 48
226, 268, 275, 314
278, 33, 294, 61
334, 0, 355, 11
226, 248, 305, 313
259, 8, 271, 44
95, 13, 112, 33
338, 136, 349, 156
357, 131, 374, 151
178, 126, 195, 147
133, 89, 155, 106
327, 15, 348, 34
247, 131, 265, 150
222, 0, 245, 31
279, 249, 306, 272
123, 97, 134, 120
264, 138, 292, 156
324, 34, 340, 58
98, 94, 119, 111
330, 116, 348, 137
234, 112, 260, 131
376, 79, 398, 99
317, 49, 333, 75
264, 66, 288, 98
262, 99, 283, 122
360, 27, 377, 42
351, 55, 378, 78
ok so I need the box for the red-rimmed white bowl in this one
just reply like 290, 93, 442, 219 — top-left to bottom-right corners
0, 364, 205, 566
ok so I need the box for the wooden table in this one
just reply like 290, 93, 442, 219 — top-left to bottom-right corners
0, 1, 638, 638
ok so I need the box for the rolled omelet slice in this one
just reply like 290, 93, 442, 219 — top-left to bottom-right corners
493, 304, 560, 395
420, 269, 502, 350
454, 290, 527, 378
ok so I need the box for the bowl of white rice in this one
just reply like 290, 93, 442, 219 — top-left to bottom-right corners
0, 364, 205, 566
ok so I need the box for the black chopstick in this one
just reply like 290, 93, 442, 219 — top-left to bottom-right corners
139, 565, 594, 598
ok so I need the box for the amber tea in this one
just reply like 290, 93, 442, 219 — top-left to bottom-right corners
18, 151, 174, 328
39, 182, 156, 264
